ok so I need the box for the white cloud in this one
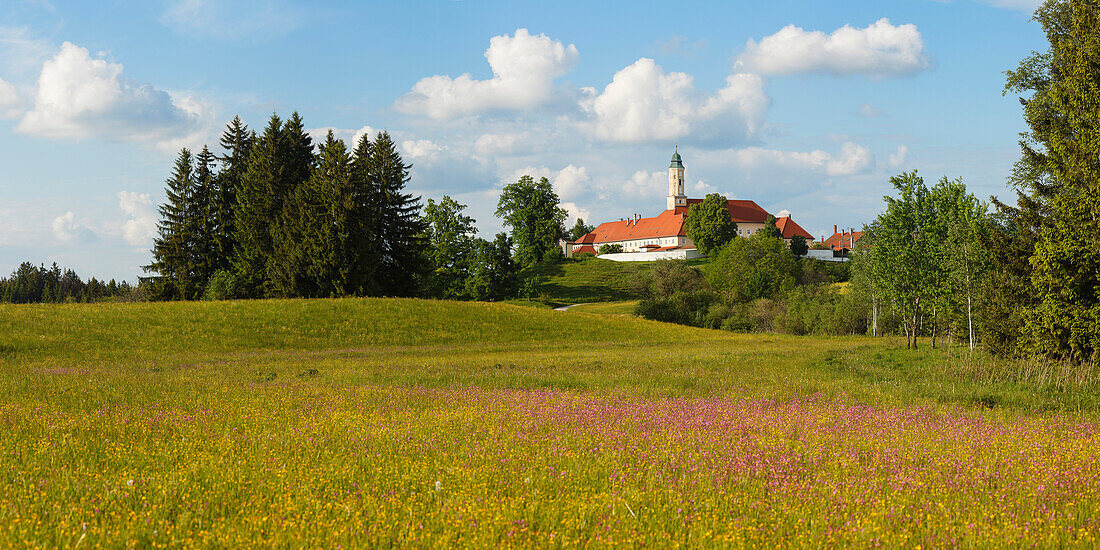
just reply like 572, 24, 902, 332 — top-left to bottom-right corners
504, 164, 589, 201
611, 170, 667, 202
858, 103, 884, 118
888, 144, 910, 168
396, 28, 579, 120
474, 133, 525, 156
118, 191, 156, 247
737, 19, 930, 77
17, 42, 205, 146
776, 209, 792, 218
0, 25, 53, 79
710, 141, 874, 176
581, 58, 769, 143
826, 142, 875, 176
560, 202, 591, 225
401, 139, 445, 160
307, 125, 378, 148
160, 0, 305, 38
0, 78, 21, 119
52, 211, 94, 243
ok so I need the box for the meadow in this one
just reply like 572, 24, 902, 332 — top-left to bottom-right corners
3, 298, 1100, 547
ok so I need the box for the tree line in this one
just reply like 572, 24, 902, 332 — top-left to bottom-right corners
144, 113, 581, 302
0, 262, 140, 303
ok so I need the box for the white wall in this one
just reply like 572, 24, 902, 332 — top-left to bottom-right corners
804, 249, 847, 262
600, 249, 704, 262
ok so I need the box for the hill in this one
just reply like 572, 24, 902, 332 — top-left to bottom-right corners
525, 257, 708, 304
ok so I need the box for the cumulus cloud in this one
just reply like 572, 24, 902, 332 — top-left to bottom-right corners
401, 139, 445, 160
17, 42, 204, 145
160, 0, 305, 38
737, 19, 930, 77
581, 58, 769, 143
888, 144, 910, 168
715, 142, 874, 176
560, 202, 591, 225
52, 211, 95, 243
858, 103, 884, 118
118, 191, 156, 247
396, 29, 579, 120
0, 78, 21, 119
474, 133, 526, 156
307, 125, 378, 148
504, 164, 590, 202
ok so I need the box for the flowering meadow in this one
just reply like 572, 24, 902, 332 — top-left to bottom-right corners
2, 298, 1100, 547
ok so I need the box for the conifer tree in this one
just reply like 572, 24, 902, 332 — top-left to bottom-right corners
264, 112, 316, 293
1006, 1, 1100, 361
192, 146, 218, 290
147, 149, 196, 299
233, 114, 285, 296
272, 131, 354, 297
214, 116, 252, 271
348, 134, 382, 295
370, 131, 427, 296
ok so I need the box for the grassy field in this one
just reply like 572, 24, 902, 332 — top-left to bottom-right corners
4, 298, 1100, 547
566, 300, 640, 315
525, 258, 651, 303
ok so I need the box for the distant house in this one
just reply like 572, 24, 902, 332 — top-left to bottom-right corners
571, 149, 814, 258
822, 226, 864, 257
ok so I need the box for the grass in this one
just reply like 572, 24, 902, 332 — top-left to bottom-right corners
4, 298, 1100, 547
525, 258, 652, 303
566, 300, 640, 315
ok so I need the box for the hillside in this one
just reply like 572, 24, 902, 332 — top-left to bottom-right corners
525, 257, 708, 304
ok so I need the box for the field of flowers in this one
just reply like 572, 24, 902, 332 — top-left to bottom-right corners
2, 298, 1100, 546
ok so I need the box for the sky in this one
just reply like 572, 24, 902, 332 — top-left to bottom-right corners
0, 0, 1047, 281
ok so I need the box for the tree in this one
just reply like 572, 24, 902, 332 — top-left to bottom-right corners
760, 215, 783, 240
348, 134, 382, 295
191, 146, 219, 290
233, 114, 286, 296
146, 148, 197, 299
789, 234, 809, 258
568, 218, 594, 241
423, 196, 478, 299
214, 116, 253, 272
684, 193, 737, 256
466, 233, 519, 301
495, 175, 567, 267
598, 244, 623, 254
370, 131, 427, 296
271, 131, 354, 297
1005, 1, 1100, 361
864, 171, 938, 349
707, 232, 796, 303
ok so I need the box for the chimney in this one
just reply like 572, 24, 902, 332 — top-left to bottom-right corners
833, 225, 838, 235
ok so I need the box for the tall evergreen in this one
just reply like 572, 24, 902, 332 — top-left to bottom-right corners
264, 112, 316, 294
147, 148, 196, 299
215, 116, 253, 271
1005, 1, 1100, 361
233, 114, 285, 296
272, 131, 354, 297
370, 131, 427, 296
192, 146, 218, 290
349, 134, 382, 295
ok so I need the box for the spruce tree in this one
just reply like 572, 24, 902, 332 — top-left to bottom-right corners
192, 146, 218, 292
147, 148, 196, 299
370, 131, 427, 296
233, 114, 285, 296
349, 134, 382, 295
272, 131, 354, 297
264, 112, 316, 292
215, 116, 252, 271
1007, 1, 1100, 361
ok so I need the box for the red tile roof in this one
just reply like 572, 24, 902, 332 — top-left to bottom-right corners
682, 199, 770, 224
583, 208, 689, 244
572, 245, 597, 255
824, 231, 864, 250
776, 216, 814, 240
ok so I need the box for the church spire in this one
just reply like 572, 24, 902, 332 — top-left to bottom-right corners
667, 147, 686, 210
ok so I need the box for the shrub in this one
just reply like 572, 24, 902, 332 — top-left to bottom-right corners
598, 244, 624, 255
202, 270, 239, 301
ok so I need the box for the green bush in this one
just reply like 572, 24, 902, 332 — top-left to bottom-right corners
202, 270, 239, 301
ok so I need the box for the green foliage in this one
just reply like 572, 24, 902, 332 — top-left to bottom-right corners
568, 218, 594, 241
370, 132, 428, 297
214, 116, 252, 272
423, 196, 479, 299
683, 193, 737, 256
707, 233, 797, 303
598, 244, 623, 254
0, 262, 135, 303
1005, 1, 1100, 362
202, 269, 239, 301
496, 175, 567, 267
232, 114, 288, 297
790, 234, 809, 257
465, 233, 519, 301
147, 148, 198, 300
760, 215, 783, 240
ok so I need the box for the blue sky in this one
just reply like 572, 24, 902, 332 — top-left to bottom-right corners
0, 0, 1045, 281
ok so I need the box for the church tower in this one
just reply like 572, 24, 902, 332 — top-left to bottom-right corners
667, 148, 686, 210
